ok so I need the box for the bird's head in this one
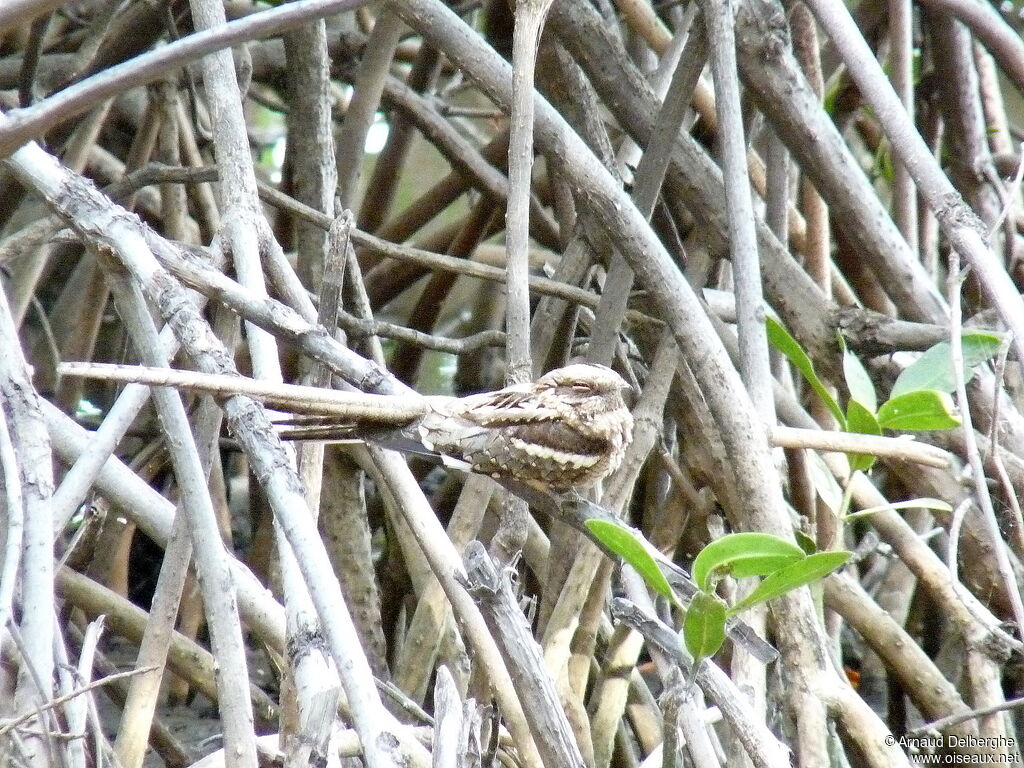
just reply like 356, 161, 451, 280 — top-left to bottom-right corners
538, 363, 629, 392
536, 363, 631, 413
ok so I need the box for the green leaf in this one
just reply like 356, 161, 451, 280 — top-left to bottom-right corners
691, 532, 806, 592
683, 591, 727, 661
585, 519, 679, 607
846, 399, 882, 472
766, 317, 845, 428
877, 390, 961, 431
891, 344, 949, 399
847, 454, 875, 473
958, 330, 1003, 362
873, 143, 895, 185
731, 551, 851, 614
823, 72, 843, 116
891, 332, 1003, 399
846, 400, 882, 436
794, 529, 818, 555
839, 335, 876, 412
843, 497, 953, 521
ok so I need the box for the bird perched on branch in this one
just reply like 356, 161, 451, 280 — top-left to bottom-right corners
413, 363, 634, 491
284, 363, 634, 491
59, 361, 634, 492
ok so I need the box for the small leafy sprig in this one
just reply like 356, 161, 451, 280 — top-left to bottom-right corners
585, 521, 849, 670
766, 317, 1001, 471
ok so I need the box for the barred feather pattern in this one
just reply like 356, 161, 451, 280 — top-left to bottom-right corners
418, 363, 634, 491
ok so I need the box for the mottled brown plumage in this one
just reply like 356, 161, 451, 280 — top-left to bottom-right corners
417, 363, 634, 491
274, 364, 634, 490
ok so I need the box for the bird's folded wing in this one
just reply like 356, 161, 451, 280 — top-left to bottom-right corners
439, 388, 560, 426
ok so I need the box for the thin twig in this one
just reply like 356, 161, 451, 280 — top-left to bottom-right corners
770, 426, 953, 468
989, 141, 1024, 236
338, 311, 506, 354
908, 694, 1024, 737
0, 667, 160, 738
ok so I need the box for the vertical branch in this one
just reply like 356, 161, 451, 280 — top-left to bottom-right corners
280, 24, 347, 768
358, 45, 442, 232
186, 0, 260, 211
929, 12, 1001, 224
498, 0, 554, 572
284, 19, 338, 291
0, 389, 22, 634
335, 11, 406, 210
889, 0, 918, 252
505, 0, 552, 384
112, 514, 192, 768
763, 133, 789, 245
431, 666, 464, 767
187, 0, 276, 384
0, 286, 55, 768
111, 253, 226, 768
790, 4, 831, 298
588, 20, 702, 366
700, 0, 774, 423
